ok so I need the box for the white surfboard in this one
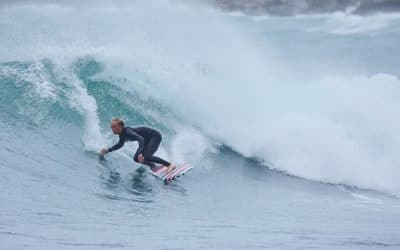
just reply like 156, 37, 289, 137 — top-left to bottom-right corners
148, 164, 193, 183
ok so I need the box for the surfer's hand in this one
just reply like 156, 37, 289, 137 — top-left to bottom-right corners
138, 154, 145, 163
100, 148, 109, 155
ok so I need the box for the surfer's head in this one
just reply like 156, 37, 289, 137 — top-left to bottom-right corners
111, 117, 124, 135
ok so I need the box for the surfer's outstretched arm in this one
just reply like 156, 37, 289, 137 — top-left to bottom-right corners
100, 137, 123, 155
107, 138, 124, 152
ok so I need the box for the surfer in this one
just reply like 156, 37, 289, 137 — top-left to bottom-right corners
100, 118, 175, 173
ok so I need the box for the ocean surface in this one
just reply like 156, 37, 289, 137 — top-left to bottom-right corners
1, 1, 400, 249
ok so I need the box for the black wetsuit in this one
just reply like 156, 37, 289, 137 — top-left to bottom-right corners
108, 126, 170, 168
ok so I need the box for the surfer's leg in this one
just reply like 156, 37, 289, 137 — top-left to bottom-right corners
143, 132, 170, 166
142, 161, 156, 168
134, 150, 155, 168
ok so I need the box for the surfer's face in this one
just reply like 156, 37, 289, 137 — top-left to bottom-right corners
111, 121, 123, 135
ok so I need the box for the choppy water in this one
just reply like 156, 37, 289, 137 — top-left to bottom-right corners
1, 1, 400, 249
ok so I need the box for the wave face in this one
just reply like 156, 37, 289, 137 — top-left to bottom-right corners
1, 0, 400, 198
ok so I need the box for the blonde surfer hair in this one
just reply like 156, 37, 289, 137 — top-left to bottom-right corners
111, 117, 124, 127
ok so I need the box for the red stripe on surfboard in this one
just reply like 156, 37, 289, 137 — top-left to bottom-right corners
167, 164, 189, 180
149, 164, 192, 182
166, 166, 183, 181
167, 164, 192, 181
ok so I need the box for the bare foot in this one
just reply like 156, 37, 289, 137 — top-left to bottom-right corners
166, 163, 175, 173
